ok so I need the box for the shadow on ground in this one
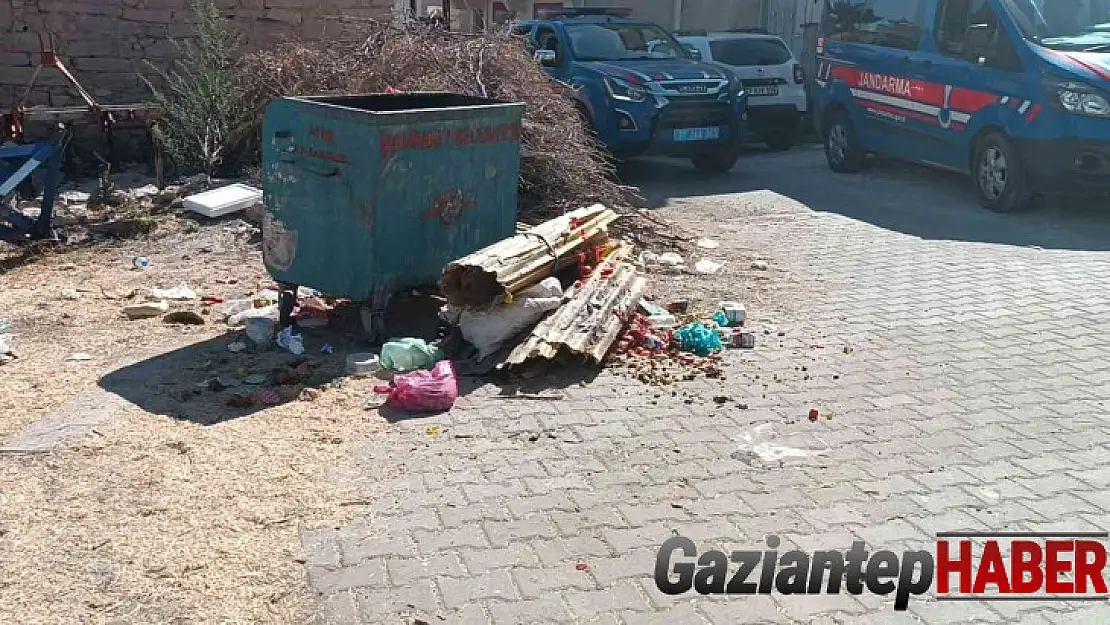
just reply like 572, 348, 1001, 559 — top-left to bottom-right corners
623, 145, 1110, 252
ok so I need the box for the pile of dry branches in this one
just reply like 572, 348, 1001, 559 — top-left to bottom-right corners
236, 19, 638, 221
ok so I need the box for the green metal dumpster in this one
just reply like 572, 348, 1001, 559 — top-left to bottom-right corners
261, 93, 525, 335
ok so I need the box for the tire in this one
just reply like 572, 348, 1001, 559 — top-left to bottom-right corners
691, 141, 742, 175
764, 131, 795, 152
972, 131, 1034, 213
823, 108, 864, 173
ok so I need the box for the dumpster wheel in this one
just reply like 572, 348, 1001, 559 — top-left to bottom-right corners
359, 303, 390, 345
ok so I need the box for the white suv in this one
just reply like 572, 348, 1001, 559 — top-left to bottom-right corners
676, 29, 807, 151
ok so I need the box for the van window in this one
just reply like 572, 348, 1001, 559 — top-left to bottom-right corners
709, 38, 793, 66
935, 0, 1023, 70
826, 0, 929, 51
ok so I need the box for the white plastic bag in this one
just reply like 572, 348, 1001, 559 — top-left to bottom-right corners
459, 278, 564, 360
731, 423, 831, 468
228, 304, 279, 327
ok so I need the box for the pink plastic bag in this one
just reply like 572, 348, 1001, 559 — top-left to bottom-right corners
374, 359, 458, 413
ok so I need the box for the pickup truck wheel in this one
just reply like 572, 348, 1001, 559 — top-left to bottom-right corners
824, 109, 863, 173
691, 142, 741, 175
972, 132, 1034, 213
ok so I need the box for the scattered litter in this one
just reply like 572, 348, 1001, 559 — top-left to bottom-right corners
657, 252, 684, 266
252, 290, 279, 308
720, 302, 746, 326
151, 282, 198, 301
220, 300, 253, 318
132, 256, 151, 270
123, 300, 169, 320
456, 277, 563, 361
182, 183, 262, 218
750, 260, 770, 271
346, 353, 381, 377
276, 326, 305, 356
808, 408, 820, 422
712, 311, 730, 328
244, 374, 267, 385
245, 318, 276, 345
575, 561, 589, 571
163, 311, 205, 325
637, 300, 677, 330
696, 238, 720, 249
200, 296, 224, 305
374, 360, 459, 413
637, 251, 659, 266
0, 318, 11, 334
673, 322, 723, 356
843, 345, 855, 354
494, 391, 565, 400
299, 388, 321, 402
694, 259, 724, 275
380, 338, 443, 373
733, 332, 756, 349
426, 425, 441, 437
227, 341, 247, 353
666, 300, 689, 314
320, 343, 334, 354
296, 309, 329, 329
979, 487, 1000, 500
67, 352, 93, 362
731, 423, 831, 468
228, 305, 279, 326
61, 288, 80, 300
255, 389, 282, 405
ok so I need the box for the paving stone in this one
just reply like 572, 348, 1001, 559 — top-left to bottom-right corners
301, 152, 1110, 622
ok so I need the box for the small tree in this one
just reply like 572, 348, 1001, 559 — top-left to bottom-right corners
142, 0, 251, 179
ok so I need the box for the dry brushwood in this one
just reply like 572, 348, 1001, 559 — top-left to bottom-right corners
235, 20, 641, 222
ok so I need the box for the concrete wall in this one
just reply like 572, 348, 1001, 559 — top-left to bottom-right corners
1, 0, 393, 107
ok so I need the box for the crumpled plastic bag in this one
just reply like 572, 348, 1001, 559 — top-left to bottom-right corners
380, 337, 443, 373
673, 322, 723, 356
276, 325, 304, 355
374, 359, 458, 413
458, 277, 564, 361
731, 423, 831, 468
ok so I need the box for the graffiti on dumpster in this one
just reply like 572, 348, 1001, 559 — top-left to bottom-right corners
262, 212, 298, 272
422, 190, 477, 225
379, 122, 523, 158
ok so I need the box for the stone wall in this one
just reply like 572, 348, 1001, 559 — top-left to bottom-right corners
1, 0, 394, 107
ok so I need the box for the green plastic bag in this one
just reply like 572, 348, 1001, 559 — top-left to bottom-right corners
673, 322, 723, 356
380, 338, 444, 373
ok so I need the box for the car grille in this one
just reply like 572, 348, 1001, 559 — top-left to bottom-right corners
657, 97, 733, 129
740, 78, 787, 87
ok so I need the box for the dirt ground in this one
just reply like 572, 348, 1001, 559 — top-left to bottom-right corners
0, 192, 797, 623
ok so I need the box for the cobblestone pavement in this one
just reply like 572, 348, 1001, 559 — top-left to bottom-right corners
303, 148, 1110, 624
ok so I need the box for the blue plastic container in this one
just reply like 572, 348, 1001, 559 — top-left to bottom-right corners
261, 93, 525, 306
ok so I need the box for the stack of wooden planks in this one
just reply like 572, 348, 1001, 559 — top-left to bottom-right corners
441, 204, 619, 309
440, 204, 646, 367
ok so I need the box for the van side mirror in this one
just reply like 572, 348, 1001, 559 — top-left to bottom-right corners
535, 49, 557, 66
685, 45, 701, 61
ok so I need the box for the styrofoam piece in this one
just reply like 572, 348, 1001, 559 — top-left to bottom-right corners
183, 183, 262, 218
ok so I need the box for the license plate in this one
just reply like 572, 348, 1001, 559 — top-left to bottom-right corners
673, 127, 721, 142
748, 85, 779, 96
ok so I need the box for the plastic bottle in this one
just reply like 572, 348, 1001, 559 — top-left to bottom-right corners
132, 256, 151, 270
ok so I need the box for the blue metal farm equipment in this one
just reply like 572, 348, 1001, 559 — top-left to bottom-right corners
261, 93, 526, 340
2, 38, 160, 244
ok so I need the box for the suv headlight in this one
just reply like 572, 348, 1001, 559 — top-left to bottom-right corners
1043, 75, 1110, 118
604, 77, 647, 103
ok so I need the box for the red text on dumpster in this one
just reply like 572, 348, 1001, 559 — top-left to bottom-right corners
379, 122, 523, 158
309, 125, 336, 143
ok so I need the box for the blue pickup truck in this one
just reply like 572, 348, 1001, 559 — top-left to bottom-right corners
513, 8, 749, 173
